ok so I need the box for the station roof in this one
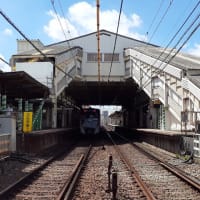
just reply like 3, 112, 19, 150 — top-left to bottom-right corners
12, 45, 81, 58
132, 46, 200, 71
188, 75, 200, 89
0, 71, 49, 99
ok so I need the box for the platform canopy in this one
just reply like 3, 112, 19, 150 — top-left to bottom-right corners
64, 79, 148, 107
0, 71, 49, 99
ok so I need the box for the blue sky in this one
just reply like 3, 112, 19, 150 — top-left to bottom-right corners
0, 0, 200, 71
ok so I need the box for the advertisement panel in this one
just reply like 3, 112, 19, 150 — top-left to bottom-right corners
23, 112, 33, 133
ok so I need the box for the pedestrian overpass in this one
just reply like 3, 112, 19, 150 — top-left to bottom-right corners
11, 30, 200, 135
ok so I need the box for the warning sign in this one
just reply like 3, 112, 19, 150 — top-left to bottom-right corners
23, 112, 33, 133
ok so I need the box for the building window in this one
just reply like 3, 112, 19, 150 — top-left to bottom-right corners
87, 53, 102, 62
104, 53, 119, 62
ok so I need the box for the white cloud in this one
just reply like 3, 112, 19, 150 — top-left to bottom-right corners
68, 2, 96, 32
0, 55, 11, 72
44, 10, 78, 41
188, 43, 200, 57
131, 14, 142, 27
44, 1, 146, 42
3, 28, 13, 36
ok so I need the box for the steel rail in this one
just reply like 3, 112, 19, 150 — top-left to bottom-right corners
132, 141, 200, 192
115, 132, 200, 192
0, 149, 68, 198
57, 145, 92, 200
56, 154, 84, 200
106, 132, 156, 200
0, 156, 9, 162
160, 162, 200, 191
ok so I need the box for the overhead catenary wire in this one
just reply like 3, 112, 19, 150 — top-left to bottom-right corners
136, 0, 175, 83
50, 0, 78, 75
57, 0, 72, 37
0, 57, 10, 66
108, 0, 124, 82
140, 7, 200, 91
157, 0, 200, 56
161, 21, 200, 68
96, 0, 101, 82
0, 8, 73, 79
146, 0, 165, 36
148, 0, 174, 43
50, 0, 68, 40
56, 0, 79, 59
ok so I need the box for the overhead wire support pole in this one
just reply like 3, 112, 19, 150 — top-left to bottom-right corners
97, 0, 101, 82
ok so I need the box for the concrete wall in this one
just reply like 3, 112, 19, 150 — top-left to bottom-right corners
115, 127, 192, 155
0, 115, 16, 153
57, 31, 149, 81
17, 39, 44, 53
16, 128, 79, 154
16, 62, 53, 88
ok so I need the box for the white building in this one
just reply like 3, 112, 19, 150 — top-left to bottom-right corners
10, 30, 200, 133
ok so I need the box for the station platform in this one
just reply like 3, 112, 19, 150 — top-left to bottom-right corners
16, 128, 79, 154
136, 128, 195, 136
115, 126, 194, 155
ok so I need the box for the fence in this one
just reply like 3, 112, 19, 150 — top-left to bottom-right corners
194, 134, 200, 158
0, 134, 11, 155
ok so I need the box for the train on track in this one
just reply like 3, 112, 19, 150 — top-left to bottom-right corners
80, 107, 100, 135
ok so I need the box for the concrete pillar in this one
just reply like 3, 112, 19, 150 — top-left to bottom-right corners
138, 107, 143, 128
17, 98, 23, 131
68, 109, 72, 128
46, 107, 51, 128
25, 100, 29, 112
10, 116, 16, 152
149, 103, 159, 129
122, 109, 128, 127
28, 103, 33, 111
129, 109, 137, 128
51, 96, 57, 128
61, 108, 66, 128
51, 61, 57, 128
164, 74, 169, 107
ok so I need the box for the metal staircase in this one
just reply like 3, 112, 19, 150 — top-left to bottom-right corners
32, 101, 44, 131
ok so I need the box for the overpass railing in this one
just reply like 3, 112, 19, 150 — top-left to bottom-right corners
181, 111, 200, 158
56, 48, 83, 96
124, 49, 183, 123
194, 134, 200, 158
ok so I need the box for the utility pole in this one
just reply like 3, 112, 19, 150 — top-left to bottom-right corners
96, 0, 100, 82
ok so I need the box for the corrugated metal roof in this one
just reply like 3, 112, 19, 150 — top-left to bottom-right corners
188, 75, 200, 89
0, 71, 49, 98
133, 46, 200, 70
13, 45, 80, 57
46, 29, 159, 48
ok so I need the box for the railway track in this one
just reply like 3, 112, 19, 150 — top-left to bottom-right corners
71, 138, 155, 199
112, 132, 200, 199
1, 133, 199, 199
137, 140, 200, 182
0, 144, 91, 200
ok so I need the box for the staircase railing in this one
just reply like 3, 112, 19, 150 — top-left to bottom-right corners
32, 100, 44, 131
